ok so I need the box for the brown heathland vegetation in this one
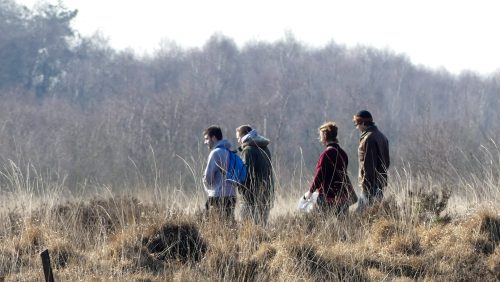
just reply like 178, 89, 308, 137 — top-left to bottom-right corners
1, 179, 499, 281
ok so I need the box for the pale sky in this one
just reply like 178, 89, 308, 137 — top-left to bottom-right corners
17, 0, 500, 75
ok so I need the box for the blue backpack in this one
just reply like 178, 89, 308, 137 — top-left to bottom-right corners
217, 146, 247, 185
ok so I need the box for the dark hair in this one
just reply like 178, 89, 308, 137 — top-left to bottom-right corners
203, 125, 223, 140
319, 122, 338, 142
236, 125, 252, 136
356, 110, 372, 119
353, 110, 375, 126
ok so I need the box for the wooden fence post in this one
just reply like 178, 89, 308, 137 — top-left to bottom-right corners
40, 249, 55, 282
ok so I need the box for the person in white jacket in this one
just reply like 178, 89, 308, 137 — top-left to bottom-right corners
202, 125, 237, 221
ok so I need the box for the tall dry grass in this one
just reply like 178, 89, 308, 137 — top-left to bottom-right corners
1, 148, 499, 281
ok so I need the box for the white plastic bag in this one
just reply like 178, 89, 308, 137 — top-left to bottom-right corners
297, 191, 319, 212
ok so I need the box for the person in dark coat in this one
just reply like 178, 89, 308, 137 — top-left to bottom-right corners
353, 110, 390, 212
236, 125, 274, 225
306, 121, 357, 216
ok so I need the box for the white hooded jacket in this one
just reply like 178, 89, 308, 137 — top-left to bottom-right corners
202, 139, 237, 198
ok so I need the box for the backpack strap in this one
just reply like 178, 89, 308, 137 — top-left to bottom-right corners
214, 145, 236, 181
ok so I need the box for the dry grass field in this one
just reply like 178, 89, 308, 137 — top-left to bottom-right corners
2, 4, 500, 280
0, 160, 499, 281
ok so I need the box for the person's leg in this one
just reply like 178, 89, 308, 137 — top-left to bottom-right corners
205, 198, 210, 212
355, 190, 369, 213
253, 204, 264, 225
205, 197, 216, 213
221, 196, 236, 222
356, 185, 385, 213
206, 197, 222, 218
240, 199, 252, 222
253, 190, 267, 225
259, 203, 271, 226
335, 203, 349, 219
374, 187, 384, 202
250, 204, 260, 225
244, 191, 259, 224
316, 194, 334, 215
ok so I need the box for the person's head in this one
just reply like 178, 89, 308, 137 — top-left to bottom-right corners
236, 125, 252, 144
353, 110, 374, 132
203, 125, 223, 149
318, 121, 338, 145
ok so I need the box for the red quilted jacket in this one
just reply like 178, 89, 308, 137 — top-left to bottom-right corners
309, 143, 356, 205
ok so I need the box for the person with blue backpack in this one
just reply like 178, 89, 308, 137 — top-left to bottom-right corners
202, 125, 245, 222
236, 125, 274, 226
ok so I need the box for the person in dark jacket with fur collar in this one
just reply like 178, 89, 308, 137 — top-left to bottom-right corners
353, 110, 390, 212
306, 121, 357, 216
236, 125, 274, 225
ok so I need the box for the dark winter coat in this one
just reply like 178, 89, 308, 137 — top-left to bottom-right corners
358, 125, 390, 194
238, 135, 274, 206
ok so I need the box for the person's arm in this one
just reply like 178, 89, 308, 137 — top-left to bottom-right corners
264, 146, 275, 199
360, 138, 377, 191
309, 151, 326, 194
203, 149, 220, 192
384, 138, 390, 169
240, 148, 251, 189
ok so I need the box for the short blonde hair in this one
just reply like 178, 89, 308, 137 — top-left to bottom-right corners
319, 121, 338, 142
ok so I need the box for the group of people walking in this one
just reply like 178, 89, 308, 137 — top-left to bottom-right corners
202, 125, 274, 224
202, 110, 390, 225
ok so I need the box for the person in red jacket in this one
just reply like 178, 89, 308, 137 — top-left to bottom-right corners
306, 121, 357, 215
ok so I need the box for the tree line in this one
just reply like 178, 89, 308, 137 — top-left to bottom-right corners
1, 0, 499, 189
